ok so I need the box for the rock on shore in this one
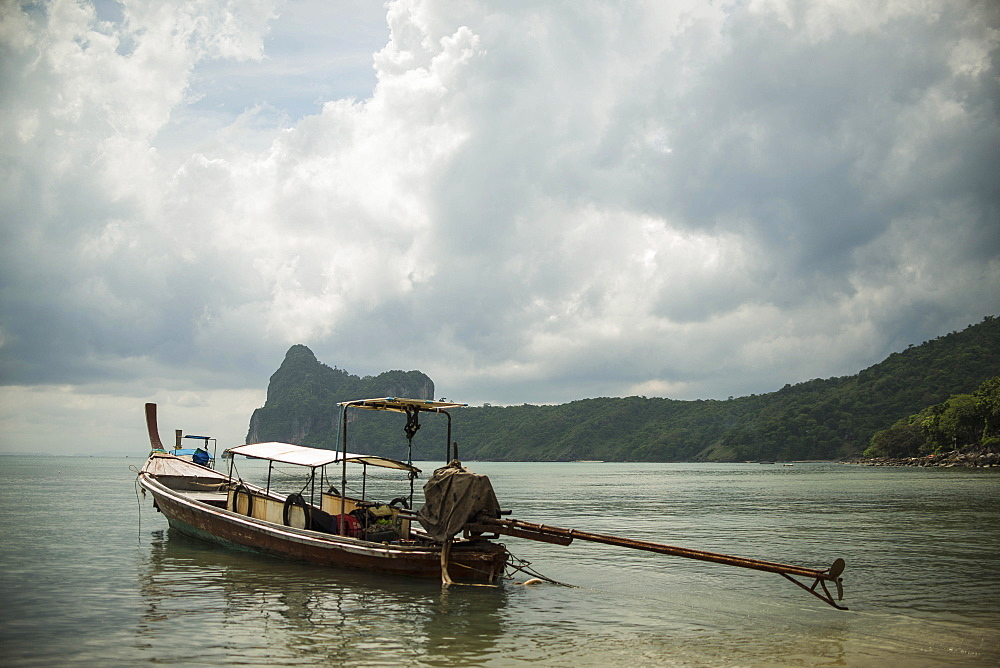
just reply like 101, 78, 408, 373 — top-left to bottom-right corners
849, 448, 1000, 468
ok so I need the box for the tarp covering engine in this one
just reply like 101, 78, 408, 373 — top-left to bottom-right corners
417, 461, 502, 542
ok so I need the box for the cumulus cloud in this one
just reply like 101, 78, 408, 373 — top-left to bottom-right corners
1, 0, 998, 452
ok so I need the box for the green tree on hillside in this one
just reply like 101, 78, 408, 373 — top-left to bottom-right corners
863, 376, 1000, 458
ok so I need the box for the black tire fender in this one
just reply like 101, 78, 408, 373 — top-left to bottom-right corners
283, 493, 312, 529
232, 483, 254, 516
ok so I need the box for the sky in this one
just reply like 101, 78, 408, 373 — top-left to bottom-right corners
1, 0, 998, 455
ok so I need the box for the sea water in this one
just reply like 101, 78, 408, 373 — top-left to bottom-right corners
1, 456, 997, 666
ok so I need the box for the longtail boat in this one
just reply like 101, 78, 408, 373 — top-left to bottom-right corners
137, 398, 848, 608
138, 400, 508, 582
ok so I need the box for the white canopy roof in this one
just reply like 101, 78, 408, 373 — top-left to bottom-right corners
225, 442, 420, 473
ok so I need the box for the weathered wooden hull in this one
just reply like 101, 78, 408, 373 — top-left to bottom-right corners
139, 473, 508, 583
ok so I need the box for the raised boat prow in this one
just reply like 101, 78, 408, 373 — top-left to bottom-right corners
145, 402, 164, 451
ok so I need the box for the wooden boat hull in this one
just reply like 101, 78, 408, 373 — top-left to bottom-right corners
139, 473, 508, 583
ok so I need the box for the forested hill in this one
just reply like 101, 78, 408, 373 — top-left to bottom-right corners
247, 316, 1000, 462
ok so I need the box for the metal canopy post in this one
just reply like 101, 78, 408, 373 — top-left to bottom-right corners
310, 467, 316, 507
340, 403, 349, 536
443, 410, 452, 461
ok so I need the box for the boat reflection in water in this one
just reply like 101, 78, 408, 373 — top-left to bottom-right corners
137, 528, 510, 665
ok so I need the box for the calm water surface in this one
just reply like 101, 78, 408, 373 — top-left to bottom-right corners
1, 456, 998, 666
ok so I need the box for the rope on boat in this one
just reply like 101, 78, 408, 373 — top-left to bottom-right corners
351, 470, 414, 482
504, 549, 577, 588
403, 407, 421, 508
403, 406, 420, 466
130, 465, 143, 538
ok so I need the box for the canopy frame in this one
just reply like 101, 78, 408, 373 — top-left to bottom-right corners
337, 397, 467, 533
223, 441, 422, 511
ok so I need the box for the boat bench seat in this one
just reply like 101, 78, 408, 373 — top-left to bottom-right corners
178, 490, 230, 508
